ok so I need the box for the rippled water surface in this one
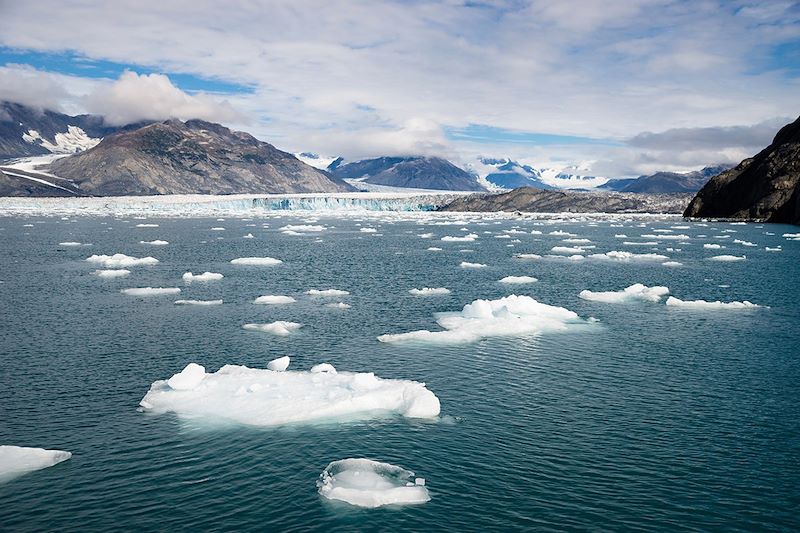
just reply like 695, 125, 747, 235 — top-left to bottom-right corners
1, 213, 798, 531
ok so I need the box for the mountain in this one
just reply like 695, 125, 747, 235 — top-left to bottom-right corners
293, 152, 340, 170
469, 158, 609, 190
42, 119, 355, 196
685, 116, 800, 224
0, 101, 131, 159
439, 187, 692, 214
606, 165, 732, 194
474, 158, 554, 190
329, 156, 485, 191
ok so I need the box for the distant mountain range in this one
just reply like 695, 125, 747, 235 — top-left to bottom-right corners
0, 102, 354, 196
599, 165, 732, 193
328, 156, 486, 191
686, 115, 800, 224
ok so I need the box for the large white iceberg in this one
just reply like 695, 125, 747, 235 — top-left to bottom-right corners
378, 294, 583, 344
498, 276, 537, 284
708, 255, 746, 262
0, 445, 72, 483
317, 458, 430, 508
139, 363, 440, 425
86, 254, 158, 267
579, 283, 669, 303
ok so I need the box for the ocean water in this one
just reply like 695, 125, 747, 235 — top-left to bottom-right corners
1, 212, 798, 531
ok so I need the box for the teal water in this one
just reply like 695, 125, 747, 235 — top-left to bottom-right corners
1, 214, 798, 531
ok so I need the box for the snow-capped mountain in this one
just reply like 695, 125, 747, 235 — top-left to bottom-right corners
328, 156, 486, 191
469, 157, 609, 190
293, 152, 341, 171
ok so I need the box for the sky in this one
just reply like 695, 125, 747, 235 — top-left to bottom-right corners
0, 0, 798, 177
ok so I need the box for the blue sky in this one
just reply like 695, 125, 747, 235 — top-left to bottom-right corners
0, 0, 798, 176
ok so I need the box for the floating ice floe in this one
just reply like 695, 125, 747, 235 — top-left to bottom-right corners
135, 223, 159, 228
733, 239, 757, 247
93, 269, 131, 278
139, 363, 440, 425
327, 302, 351, 309
551, 246, 586, 254
378, 294, 583, 345
765, 247, 782, 252
243, 321, 302, 336
562, 238, 591, 244
230, 257, 282, 266
579, 283, 669, 303
174, 299, 223, 306
211, 227, 225, 231
515, 253, 542, 260
460, 261, 487, 268
498, 276, 538, 284
140, 240, 169, 245
666, 297, 763, 310
59, 241, 85, 246
87, 254, 159, 267
703, 243, 724, 249
306, 289, 350, 296
243, 233, 254, 239
662, 261, 683, 267
317, 458, 430, 509
360, 227, 378, 233
588, 251, 668, 262
267, 356, 290, 372
708, 255, 746, 262
442, 233, 477, 242
253, 295, 296, 305
183, 272, 223, 282
167, 363, 206, 390
281, 224, 326, 234
121, 287, 181, 296
427, 247, 442, 251
311, 363, 337, 374
409, 287, 451, 296
0, 446, 72, 484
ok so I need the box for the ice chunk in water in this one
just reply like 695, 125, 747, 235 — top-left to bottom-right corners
0, 446, 72, 483
253, 295, 296, 305
267, 356, 290, 372
666, 296, 763, 309
243, 321, 302, 336
121, 287, 181, 296
409, 287, 451, 296
230, 257, 282, 266
183, 272, 223, 282
87, 254, 158, 267
93, 269, 130, 278
317, 458, 430, 508
167, 363, 206, 390
139, 364, 440, 425
498, 276, 537, 284
579, 283, 669, 303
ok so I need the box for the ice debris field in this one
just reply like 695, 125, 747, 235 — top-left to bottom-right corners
3, 204, 789, 520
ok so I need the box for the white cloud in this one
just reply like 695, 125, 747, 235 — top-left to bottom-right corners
84, 71, 245, 125
0, 64, 69, 111
0, 1, 798, 172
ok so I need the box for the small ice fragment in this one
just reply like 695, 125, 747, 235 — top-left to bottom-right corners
267, 356, 290, 372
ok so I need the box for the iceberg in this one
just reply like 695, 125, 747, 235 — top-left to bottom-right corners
306, 289, 350, 296
588, 251, 669, 262
243, 321, 302, 336
326, 302, 351, 309
183, 272, 223, 282
267, 356, 290, 372
0, 445, 72, 484
230, 257, 282, 266
140, 240, 169, 245
121, 287, 181, 296
253, 295, 296, 305
498, 276, 537, 284
460, 261, 487, 268
666, 297, 763, 309
708, 255, 746, 262
92, 269, 131, 278
139, 363, 441, 425
409, 287, 451, 296
317, 459, 430, 508
579, 283, 669, 303
174, 299, 223, 306
86, 254, 158, 267
378, 294, 583, 345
